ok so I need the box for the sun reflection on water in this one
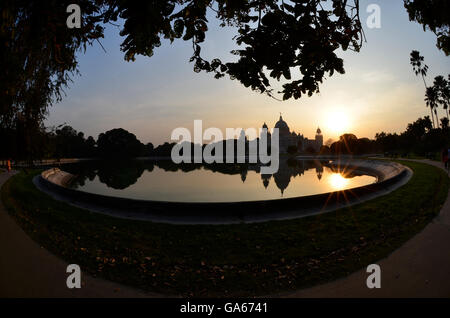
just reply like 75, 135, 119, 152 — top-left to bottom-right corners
328, 173, 349, 190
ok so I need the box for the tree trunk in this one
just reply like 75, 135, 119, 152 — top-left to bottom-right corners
421, 74, 428, 89
434, 108, 439, 129
430, 107, 436, 129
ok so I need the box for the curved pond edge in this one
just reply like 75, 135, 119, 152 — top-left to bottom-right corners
33, 159, 412, 224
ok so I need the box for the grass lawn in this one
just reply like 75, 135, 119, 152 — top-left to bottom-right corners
1, 160, 448, 297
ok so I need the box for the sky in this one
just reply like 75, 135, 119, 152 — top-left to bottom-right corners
45, 0, 450, 146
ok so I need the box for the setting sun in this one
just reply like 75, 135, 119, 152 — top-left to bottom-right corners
325, 110, 351, 136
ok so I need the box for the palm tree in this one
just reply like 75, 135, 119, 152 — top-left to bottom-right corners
410, 51, 429, 86
425, 86, 439, 128
434, 75, 450, 120
410, 50, 435, 127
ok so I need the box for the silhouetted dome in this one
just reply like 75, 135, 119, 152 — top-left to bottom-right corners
273, 171, 290, 195
262, 122, 268, 129
275, 115, 289, 131
261, 174, 271, 189
316, 127, 322, 134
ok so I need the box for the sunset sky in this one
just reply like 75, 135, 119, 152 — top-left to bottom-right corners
45, 0, 450, 145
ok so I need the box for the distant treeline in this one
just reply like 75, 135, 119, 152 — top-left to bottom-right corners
319, 116, 449, 157
0, 126, 153, 160
1, 115, 449, 161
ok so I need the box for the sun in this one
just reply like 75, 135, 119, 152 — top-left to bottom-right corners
325, 110, 351, 136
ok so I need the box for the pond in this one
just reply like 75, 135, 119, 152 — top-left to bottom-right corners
64, 159, 377, 203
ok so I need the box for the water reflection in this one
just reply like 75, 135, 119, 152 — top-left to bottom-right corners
328, 173, 349, 190
65, 159, 376, 202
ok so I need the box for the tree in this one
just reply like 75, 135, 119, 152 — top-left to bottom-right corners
425, 86, 439, 129
410, 50, 429, 87
145, 142, 154, 157
0, 0, 104, 161
404, 0, 450, 55
410, 50, 437, 127
53, 125, 96, 158
97, 128, 145, 158
103, 0, 364, 101
434, 75, 450, 120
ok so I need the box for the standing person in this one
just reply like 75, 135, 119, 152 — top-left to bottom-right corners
7, 159, 11, 172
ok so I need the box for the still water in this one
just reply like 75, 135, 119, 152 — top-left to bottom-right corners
65, 159, 377, 203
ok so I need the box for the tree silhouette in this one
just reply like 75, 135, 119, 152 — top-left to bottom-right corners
410, 50, 436, 128
0, 0, 104, 158
433, 75, 450, 120
410, 50, 429, 87
425, 86, 439, 129
404, 0, 450, 55
103, 0, 364, 100
97, 128, 145, 158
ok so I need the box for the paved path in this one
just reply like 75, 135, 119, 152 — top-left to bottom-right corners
283, 159, 450, 297
0, 171, 154, 297
1, 160, 449, 297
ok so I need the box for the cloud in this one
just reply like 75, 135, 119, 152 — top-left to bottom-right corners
361, 70, 396, 83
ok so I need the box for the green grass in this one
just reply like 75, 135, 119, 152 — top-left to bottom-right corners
1, 161, 448, 297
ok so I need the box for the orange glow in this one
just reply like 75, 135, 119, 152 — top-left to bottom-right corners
325, 109, 351, 136
328, 173, 349, 190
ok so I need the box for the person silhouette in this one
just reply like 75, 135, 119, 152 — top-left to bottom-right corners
444, 148, 450, 171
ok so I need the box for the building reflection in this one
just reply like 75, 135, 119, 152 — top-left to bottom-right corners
68, 159, 334, 195
271, 159, 327, 195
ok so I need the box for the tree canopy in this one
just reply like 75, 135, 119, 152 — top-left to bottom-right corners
104, 0, 363, 100
97, 128, 146, 158
404, 0, 450, 55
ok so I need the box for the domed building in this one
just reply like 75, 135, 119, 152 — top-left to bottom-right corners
274, 116, 290, 135
266, 115, 323, 154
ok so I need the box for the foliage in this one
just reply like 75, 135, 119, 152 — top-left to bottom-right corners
410, 50, 449, 129
97, 128, 146, 158
329, 133, 374, 155
0, 0, 104, 158
404, 0, 450, 55
52, 125, 97, 158
102, 0, 363, 100
375, 116, 450, 156
434, 75, 450, 118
